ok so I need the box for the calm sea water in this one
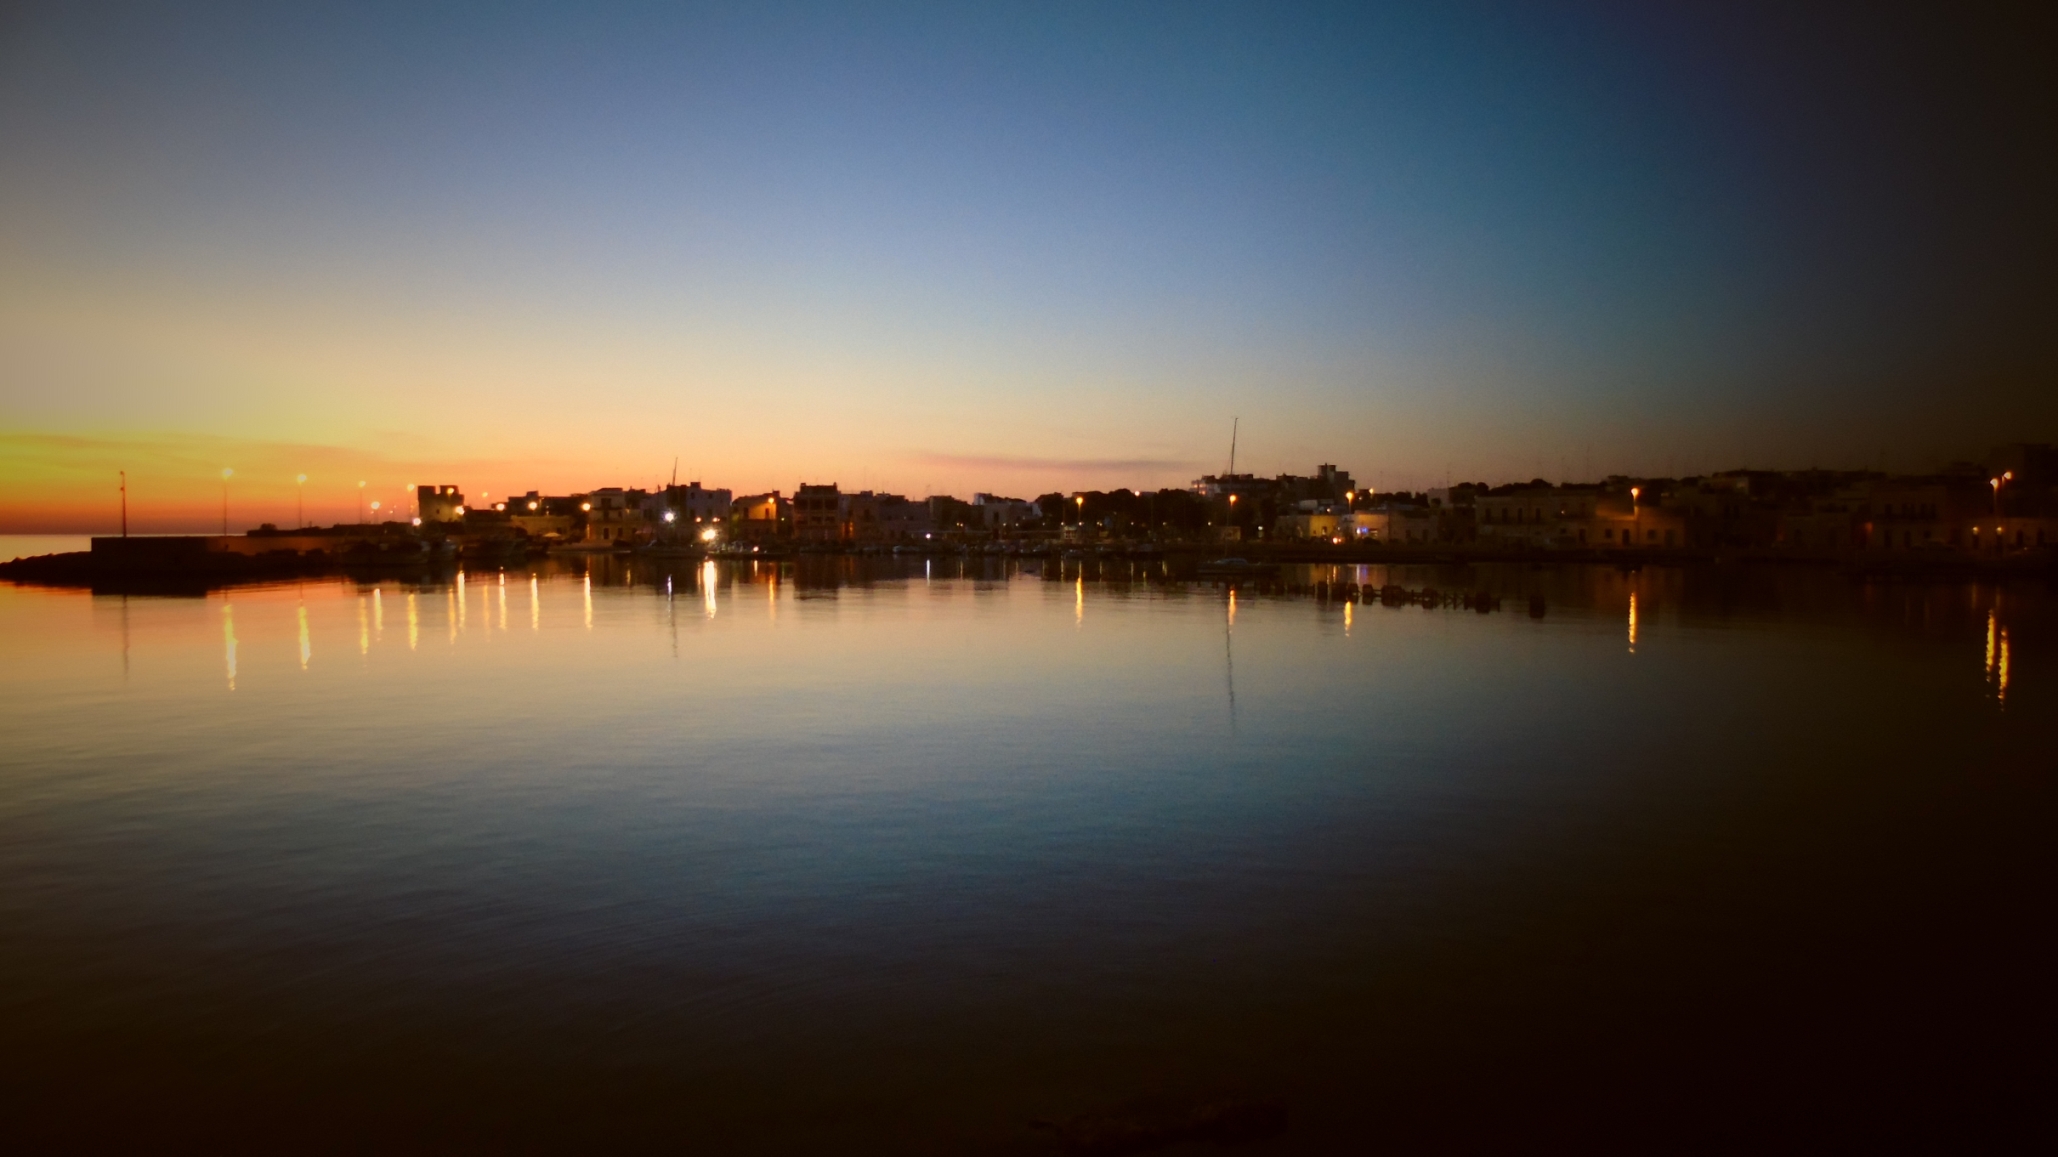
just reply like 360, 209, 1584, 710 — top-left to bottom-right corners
1, 558, 2050, 1152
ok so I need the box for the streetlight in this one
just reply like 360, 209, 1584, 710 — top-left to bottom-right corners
296, 474, 307, 528
220, 468, 234, 534
1629, 486, 1641, 549
357, 481, 367, 524
1992, 471, 2012, 518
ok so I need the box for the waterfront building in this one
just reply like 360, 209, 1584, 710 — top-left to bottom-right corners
417, 484, 465, 524
647, 482, 733, 534
972, 494, 1039, 532
507, 491, 583, 542
582, 487, 648, 546
794, 484, 842, 542
730, 492, 787, 542
838, 490, 881, 542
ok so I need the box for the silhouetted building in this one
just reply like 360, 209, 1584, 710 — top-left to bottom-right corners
418, 485, 464, 524
795, 484, 841, 542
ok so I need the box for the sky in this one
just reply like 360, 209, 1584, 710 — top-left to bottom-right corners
2, 1, 2052, 531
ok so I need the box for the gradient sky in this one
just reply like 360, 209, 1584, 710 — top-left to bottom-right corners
3, 1, 2052, 530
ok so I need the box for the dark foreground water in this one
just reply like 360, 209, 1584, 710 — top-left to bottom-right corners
1, 558, 2051, 1153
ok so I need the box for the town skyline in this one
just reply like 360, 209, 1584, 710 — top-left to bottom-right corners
5, 425, 2047, 535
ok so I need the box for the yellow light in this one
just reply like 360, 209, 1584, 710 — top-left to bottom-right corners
221, 467, 234, 480
528, 501, 538, 511
296, 473, 307, 484
581, 502, 592, 512
700, 527, 718, 542
370, 500, 381, 511
454, 505, 465, 515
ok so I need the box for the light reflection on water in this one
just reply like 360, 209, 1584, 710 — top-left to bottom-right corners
0, 558, 2048, 1150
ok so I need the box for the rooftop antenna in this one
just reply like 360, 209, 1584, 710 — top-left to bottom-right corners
1228, 417, 1239, 476
670, 458, 678, 490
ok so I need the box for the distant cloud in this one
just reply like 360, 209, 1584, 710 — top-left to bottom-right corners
909, 452, 1197, 474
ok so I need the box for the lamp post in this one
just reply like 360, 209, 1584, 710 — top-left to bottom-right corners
120, 470, 128, 538
220, 468, 234, 534
1630, 486, 1641, 549
296, 474, 307, 528
357, 481, 366, 525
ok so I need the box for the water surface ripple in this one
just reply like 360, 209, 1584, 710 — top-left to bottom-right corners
1, 559, 2050, 1151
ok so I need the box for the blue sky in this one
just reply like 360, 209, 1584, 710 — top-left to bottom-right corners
2, 1, 2049, 523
